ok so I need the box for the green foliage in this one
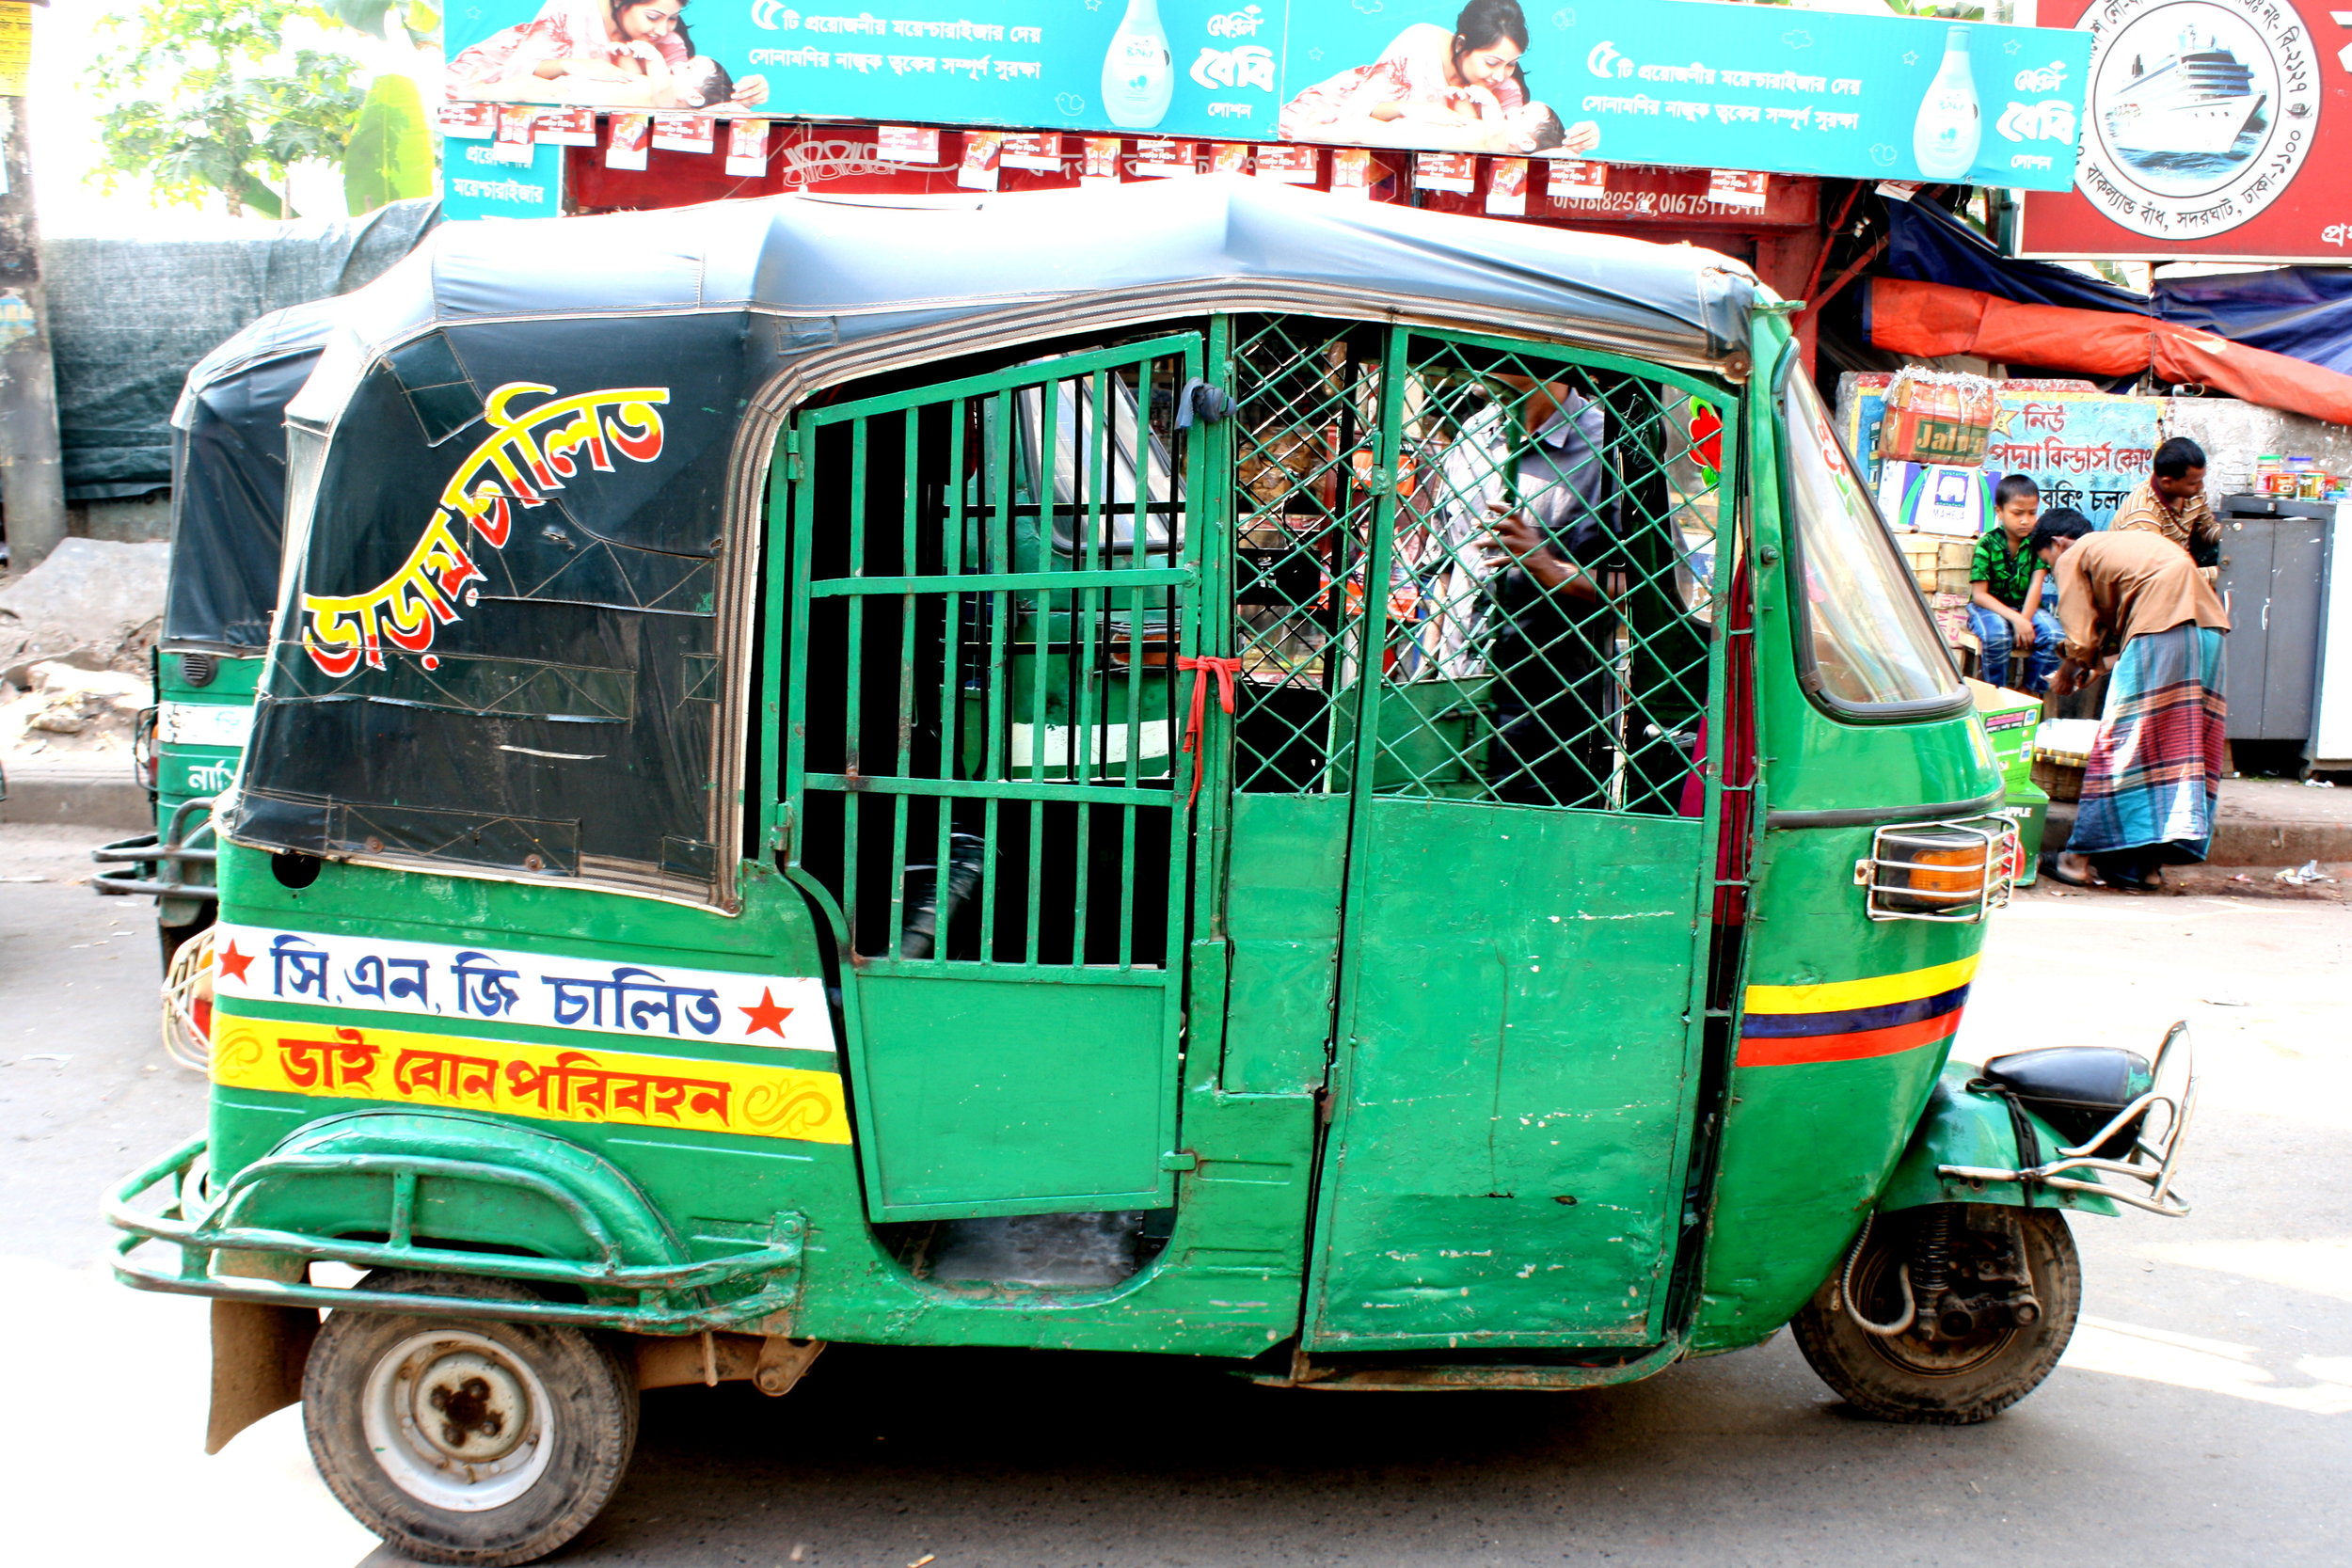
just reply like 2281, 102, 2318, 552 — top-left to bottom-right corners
314, 0, 441, 44
343, 73, 435, 215
92, 0, 370, 219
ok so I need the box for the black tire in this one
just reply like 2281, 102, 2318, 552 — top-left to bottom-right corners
159, 917, 208, 971
1791, 1205, 2080, 1425
302, 1270, 640, 1567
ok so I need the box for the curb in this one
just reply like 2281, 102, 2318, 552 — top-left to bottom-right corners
0, 765, 151, 832
2044, 800, 2352, 869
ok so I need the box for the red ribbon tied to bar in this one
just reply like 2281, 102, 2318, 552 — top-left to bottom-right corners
1175, 655, 1244, 808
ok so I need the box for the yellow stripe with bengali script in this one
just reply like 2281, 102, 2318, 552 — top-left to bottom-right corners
211, 1015, 850, 1146
1742, 955, 1980, 1017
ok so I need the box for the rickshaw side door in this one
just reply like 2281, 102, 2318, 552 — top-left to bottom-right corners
1216, 321, 1728, 1350
772, 336, 1205, 1223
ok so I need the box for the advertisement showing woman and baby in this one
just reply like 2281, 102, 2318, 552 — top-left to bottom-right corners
442, 0, 2090, 189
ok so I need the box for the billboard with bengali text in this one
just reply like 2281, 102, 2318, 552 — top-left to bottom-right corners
1838, 374, 2163, 527
2017, 0, 2352, 262
441, 137, 567, 219
440, 0, 2093, 188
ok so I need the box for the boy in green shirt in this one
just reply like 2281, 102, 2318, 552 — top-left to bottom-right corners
1967, 474, 2062, 693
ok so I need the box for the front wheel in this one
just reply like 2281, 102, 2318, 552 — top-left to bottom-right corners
302, 1270, 639, 1566
1792, 1204, 2079, 1425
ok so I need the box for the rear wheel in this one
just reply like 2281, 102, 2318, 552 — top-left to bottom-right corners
159, 917, 210, 972
302, 1270, 639, 1566
1792, 1204, 2079, 1425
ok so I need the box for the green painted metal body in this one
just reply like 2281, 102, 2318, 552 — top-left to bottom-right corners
108, 306, 2089, 1381
1687, 312, 2007, 1354
92, 651, 261, 916
155, 650, 262, 821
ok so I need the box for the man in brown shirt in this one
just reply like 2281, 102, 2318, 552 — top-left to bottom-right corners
2030, 513, 2231, 890
2036, 519, 2230, 691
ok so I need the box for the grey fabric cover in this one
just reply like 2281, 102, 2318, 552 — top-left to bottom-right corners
44, 198, 438, 499
163, 297, 346, 649
300, 178, 1758, 415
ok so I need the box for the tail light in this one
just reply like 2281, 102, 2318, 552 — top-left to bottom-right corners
1854, 817, 2017, 923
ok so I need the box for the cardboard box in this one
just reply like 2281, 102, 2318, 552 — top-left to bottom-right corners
1880, 368, 2000, 467
1968, 677, 2043, 794
1898, 532, 1976, 595
2000, 782, 2049, 888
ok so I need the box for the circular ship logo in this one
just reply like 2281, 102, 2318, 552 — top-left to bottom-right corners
2074, 0, 2319, 238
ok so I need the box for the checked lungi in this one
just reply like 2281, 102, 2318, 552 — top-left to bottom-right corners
2070, 624, 2228, 862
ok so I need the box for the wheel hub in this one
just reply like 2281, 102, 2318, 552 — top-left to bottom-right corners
1850, 1237, 2020, 1376
360, 1329, 556, 1512
413, 1351, 530, 1464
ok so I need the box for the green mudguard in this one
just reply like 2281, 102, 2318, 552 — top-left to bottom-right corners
1877, 1064, 2119, 1217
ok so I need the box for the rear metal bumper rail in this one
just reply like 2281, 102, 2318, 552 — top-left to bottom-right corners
93, 797, 219, 902
1939, 1022, 2197, 1218
106, 1134, 807, 1334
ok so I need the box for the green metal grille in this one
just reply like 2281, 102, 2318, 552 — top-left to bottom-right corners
1223, 319, 1730, 816
1225, 317, 1391, 793
780, 336, 1202, 972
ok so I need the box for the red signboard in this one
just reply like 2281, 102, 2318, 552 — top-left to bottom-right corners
2018, 0, 2352, 262
565, 121, 1823, 240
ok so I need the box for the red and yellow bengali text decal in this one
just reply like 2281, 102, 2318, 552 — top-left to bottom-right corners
298, 381, 669, 678
211, 1018, 850, 1145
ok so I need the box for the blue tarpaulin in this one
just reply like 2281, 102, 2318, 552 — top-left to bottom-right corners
2152, 269, 2352, 380
1883, 193, 2148, 314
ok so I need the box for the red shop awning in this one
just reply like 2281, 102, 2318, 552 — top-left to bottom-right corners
1868, 277, 2352, 428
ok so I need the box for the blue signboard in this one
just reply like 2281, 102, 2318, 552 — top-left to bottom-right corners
441, 1, 2092, 189
1840, 376, 2164, 526
441, 136, 566, 220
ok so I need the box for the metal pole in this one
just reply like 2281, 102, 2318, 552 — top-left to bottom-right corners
0, 89, 65, 572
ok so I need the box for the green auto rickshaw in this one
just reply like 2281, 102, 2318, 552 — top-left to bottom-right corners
107, 180, 2193, 1567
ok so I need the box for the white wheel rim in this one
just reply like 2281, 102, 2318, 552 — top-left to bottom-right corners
359, 1328, 555, 1512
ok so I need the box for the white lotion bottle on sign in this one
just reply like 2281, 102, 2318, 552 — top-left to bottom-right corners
1103, 0, 1175, 129
1912, 25, 1981, 179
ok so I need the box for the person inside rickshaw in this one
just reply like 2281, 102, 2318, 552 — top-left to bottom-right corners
1416, 371, 1620, 808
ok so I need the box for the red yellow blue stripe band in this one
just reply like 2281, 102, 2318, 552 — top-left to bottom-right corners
1737, 956, 1979, 1068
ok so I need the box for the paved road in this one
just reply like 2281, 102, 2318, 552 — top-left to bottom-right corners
4, 838, 2348, 1568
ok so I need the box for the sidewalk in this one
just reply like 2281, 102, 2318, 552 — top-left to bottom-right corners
2043, 777, 2352, 900
0, 752, 150, 832
2207, 777, 2352, 865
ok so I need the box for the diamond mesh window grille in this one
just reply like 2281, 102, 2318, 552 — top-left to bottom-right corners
1225, 318, 1730, 816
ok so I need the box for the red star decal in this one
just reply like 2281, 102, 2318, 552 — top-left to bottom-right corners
215, 940, 254, 985
739, 987, 793, 1038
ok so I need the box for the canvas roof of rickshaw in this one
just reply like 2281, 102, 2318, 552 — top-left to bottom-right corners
293, 175, 1759, 430
172, 294, 347, 429
163, 295, 347, 650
